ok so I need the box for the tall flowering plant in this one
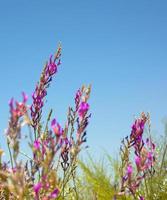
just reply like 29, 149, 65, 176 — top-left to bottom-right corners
0, 45, 91, 199
116, 113, 156, 200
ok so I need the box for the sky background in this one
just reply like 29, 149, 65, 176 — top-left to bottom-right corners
0, 0, 167, 158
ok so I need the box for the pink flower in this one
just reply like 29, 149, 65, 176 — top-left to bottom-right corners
7, 92, 28, 138
9, 92, 28, 120
78, 102, 89, 118
135, 156, 141, 170
34, 139, 40, 150
51, 118, 63, 137
49, 188, 59, 199
33, 182, 42, 195
127, 164, 133, 176
130, 113, 148, 155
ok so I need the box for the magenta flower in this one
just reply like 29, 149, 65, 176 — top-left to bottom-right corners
135, 156, 141, 170
127, 164, 133, 176
131, 119, 144, 142
130, 113, 148, 156
147, 152, 153, 161
78, 102, 89, 118
49, 188, 59, 199
33, 182, 42, 195
34, 139, 40, 150
31, 46, 61, 130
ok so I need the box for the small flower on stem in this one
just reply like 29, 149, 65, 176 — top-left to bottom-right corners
34, 139, 40, 150
51, 118, 63, 137
33, 182, 42, 197
127, 164, 133, 177
78, 102, 89, 119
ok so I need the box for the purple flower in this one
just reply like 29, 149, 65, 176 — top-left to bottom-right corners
127, 164, 133, 176
75, 89, 82, 110
78, 102, 89, 118
31, 46, 61, 130
7, 92, 28, 141
49, 188, 59, 198
34, 139, 40, 150
130, 113, 148, 155
135, 156, 141, 167
33, 182, 42, 195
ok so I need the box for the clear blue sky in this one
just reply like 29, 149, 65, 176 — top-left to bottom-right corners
0, 0, 167, 157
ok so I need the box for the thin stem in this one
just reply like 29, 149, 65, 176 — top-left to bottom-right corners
44, 109, 52, 134
19, 150, 32, 160
57, 160, 75, 199
72, 170, 78, 200
7, 139, 14, 168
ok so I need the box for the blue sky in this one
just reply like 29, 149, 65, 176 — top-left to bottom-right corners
0, 0, 167, 157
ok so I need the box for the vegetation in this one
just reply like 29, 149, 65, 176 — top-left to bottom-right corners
0, 45, 166, 199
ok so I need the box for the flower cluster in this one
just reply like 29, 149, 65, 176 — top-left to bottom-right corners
33, 180, 59, 200
51, 118, 63, 137
130, 112, 148, 155
0, 43, 165, 200
0, 46, 91, 199
31, 46, 61, 131
6, 92, 29, 163
118, 113, 156, 199
135, 137, 155, 172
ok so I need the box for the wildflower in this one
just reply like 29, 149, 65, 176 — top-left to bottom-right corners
49, 188, 59, 199
9, 92, 28, 122
135, 156, 141, 170
131, 113, 147, 140
7, 92, 28, 156
75, 89, 82, 110
34, 139, 40, 150
31, 46, 61, 130
33, 182, 42, 195
127, 164, 133, 177
78, 102, 89, 118
51, 118, 63, 137
119, 113, 155, 198
130, 113, 148, 155
147, 151, 153, 162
